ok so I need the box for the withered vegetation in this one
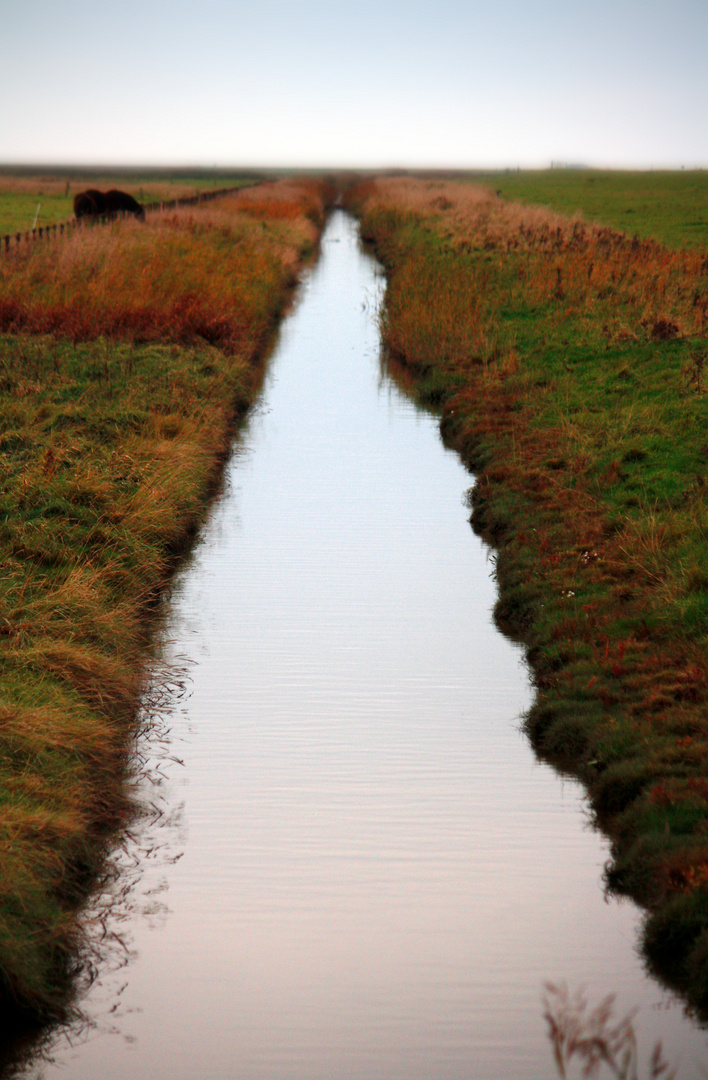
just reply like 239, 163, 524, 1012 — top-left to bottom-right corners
0, 178, 331, 1026
346, 176, 708, 1017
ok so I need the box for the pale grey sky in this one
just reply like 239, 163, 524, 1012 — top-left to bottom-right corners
2, 0, 706, 168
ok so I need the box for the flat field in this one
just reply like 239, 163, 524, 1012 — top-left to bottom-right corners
0, 168, 259, 236
483, 168, 708, 250
347, 173, 708, 1017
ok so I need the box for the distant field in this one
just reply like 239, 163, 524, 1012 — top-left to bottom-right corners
0, 171, 257, 236
481, 169, 708, 249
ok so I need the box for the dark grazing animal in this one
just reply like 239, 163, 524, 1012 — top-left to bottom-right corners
73, 189, 106, 218
73, 188, 145, 221
104, 189, 145, 219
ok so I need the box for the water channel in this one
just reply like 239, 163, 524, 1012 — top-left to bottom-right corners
23, 210, 707, 1078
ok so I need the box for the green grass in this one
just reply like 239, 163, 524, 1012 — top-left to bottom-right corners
348, 173, 708, 1019
0, 332, 258, 1019
0, 179, 330, 1033
483, 168, 708, 249
0, 191, 72, 235
0, 172, 255, 236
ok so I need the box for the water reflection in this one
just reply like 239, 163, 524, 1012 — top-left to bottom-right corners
16, 212, 708, 1079
0, 662, 192, 1079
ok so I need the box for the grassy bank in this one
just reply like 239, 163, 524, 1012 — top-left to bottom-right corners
346, 176, 708, 1016
0, 178, 330, 1029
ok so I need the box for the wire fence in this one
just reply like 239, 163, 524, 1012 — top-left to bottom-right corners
0, 182, 259, 256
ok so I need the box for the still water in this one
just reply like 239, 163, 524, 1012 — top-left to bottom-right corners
28, 211, 707, 1078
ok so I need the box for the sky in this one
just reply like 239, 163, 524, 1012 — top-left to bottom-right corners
2, 0, 707, 170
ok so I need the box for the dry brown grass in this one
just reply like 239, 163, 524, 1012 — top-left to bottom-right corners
361, 177, 708, 341
348, 175, 708, 1018
0, 178, 332, 1025
544, 983, 676, 1079
0, 180, 326, 354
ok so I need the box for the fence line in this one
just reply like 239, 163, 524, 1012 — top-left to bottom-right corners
0, 183, 258, 256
